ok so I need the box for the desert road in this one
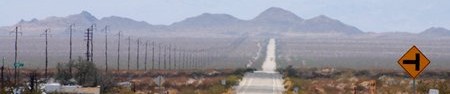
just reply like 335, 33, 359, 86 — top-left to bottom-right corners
236, 38, 284, 94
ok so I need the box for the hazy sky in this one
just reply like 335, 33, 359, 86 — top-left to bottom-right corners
1, 0, 449, 33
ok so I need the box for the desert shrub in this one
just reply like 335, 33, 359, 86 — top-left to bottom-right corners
190, 71, 204, 79
109, 87, 134, 94
55, 57, 99, 86
417, 80, 450, 94
99, 72, 117, 94
202, 84, 226, 94
178, 86, 196, 94
354, 70, 370, 77
55, 62, 72, 85
73, 57, 98, 87
22, 70, 44, 94
232, 68, 254, 76
278, 65, 297, 77
225, 75, 239, 88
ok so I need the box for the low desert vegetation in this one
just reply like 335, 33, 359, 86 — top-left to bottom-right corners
55, 59, 255, 94
278, 65, 450, 94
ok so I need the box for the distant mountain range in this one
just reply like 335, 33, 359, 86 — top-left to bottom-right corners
170, 7, 363, 35
419, 27, 450, 36
1, 7, 449, 37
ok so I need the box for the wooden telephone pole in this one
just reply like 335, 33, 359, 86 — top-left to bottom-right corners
173, 46, 177, 70
104, 26, 109, 72
163, 44, 167, 70
85, 25, 95, 62
168, 44, 171, 70
158, 43, 161, 70
182, 51, 186, 70
1, 57, 5, 88
151, 41, 155, 70
127, 36, 131, 70
144, 41, 148, 71
116, 31, 122, 71
136, 38, 140, 70
69, 24, 74, 75
42, 29, 51, 78
11, 26, 22, 86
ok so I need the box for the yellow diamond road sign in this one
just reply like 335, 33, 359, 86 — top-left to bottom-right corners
397, 45, 430, 79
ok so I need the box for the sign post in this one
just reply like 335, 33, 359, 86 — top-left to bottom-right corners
398, 45, 430, 94
154, 75, 165, 94
221, 79, 227, 87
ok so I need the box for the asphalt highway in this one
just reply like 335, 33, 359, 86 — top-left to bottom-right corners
236, 38, 284, 94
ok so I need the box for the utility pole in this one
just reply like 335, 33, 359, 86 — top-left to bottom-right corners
69, 24, 73, 75
1, 57, 4, 88
191, 52, 195, 70
136, 38, 140, 70
189, 53, 192, 69
163, 44, 167, 70
185, 51, 188, 70
104, 26, 108, 72
144, 41, 148, 71
151, 41, 155, 70
197, 51, 200, 70
158, 43, 161, 70
116, 31, 122, 71
127, 36, 131, 70
174, 46, 177, 70
207, 51, 209, 68
203, 50, 206, 69
195, 51, 199, 70
85, 25, 95, 62
182, 51, 186, 70
202, 50, 205, 69
91, 25, 94, 63
42, 29, 50, 78
185, 52, 191, 69
190, 52, 195, 69
168, 44, 171, 70
14, 26, 19, 84
11, 26, 21, 87
193, 51, 196, 70
208, 51, 212, 68
86, 26, 91, 62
